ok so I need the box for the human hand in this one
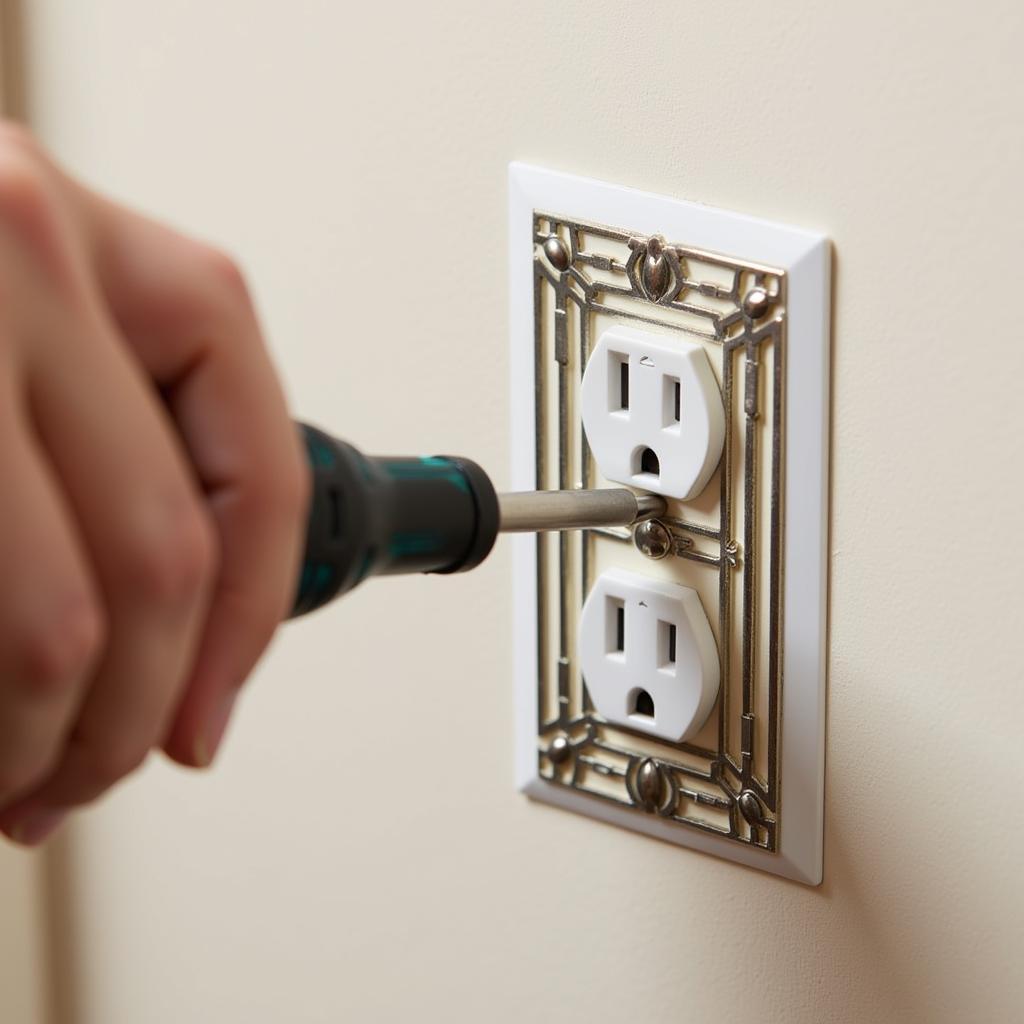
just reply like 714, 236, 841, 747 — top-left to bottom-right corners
0, 123, 309, 845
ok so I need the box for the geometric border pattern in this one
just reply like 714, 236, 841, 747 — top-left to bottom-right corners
531, 212, 786, 850
510, 162, 830, 884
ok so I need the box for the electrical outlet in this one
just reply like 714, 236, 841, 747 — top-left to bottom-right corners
509, 163, 830, 884
578, 569, 719, 743
580, 325, 725, 501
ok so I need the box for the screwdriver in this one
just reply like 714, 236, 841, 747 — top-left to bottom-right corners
290, 423, 666, 617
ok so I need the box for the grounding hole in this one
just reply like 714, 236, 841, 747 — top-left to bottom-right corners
632, 689, 655, 718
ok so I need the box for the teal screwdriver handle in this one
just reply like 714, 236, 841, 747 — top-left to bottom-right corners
290, 423, 500, 617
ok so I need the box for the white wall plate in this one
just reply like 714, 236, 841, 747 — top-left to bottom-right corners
509, 163, 830, 884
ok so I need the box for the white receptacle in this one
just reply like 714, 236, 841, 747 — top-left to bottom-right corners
580, 326, 724, 502
578, 569, 719, 743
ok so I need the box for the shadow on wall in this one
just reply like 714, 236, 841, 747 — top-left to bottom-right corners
816, 824, 920, 1020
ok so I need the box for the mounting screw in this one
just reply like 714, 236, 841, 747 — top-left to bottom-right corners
542, 236, 570, 272
636, 758, 668, 812
547, 735, 571, 764
742, 286, 772, 320
634, 519, 673, 560
738, 789, 767, 827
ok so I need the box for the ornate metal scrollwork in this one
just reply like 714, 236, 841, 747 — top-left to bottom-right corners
532, 212, 787, 851
628, 234, 684, 303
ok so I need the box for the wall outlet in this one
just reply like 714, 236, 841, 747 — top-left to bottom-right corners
578, 569, 719, 743
510, 163, 830, 884
580, 325, 725, 501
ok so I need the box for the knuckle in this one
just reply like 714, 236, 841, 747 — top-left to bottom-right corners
264, 437, 312, 520
0, 130, 76, 290
278, 446, 313, 523
198, 244, 253, 312
0, 756, 48, 804
235, 450, 309, 548
0, 151, 51, 228
0, 142, 48, 218
13, 593, 106, 699
239, 600, 282, 658
0, 120, 43, 162
78, 738, 149, 790
126, 501, 218, 606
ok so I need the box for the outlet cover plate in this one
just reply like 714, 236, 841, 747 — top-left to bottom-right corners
509, 163, 830, 884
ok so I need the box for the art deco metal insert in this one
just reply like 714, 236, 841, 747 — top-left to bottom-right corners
532, 212, 786, 851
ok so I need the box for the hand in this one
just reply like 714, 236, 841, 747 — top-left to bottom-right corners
0, 123, 309, 845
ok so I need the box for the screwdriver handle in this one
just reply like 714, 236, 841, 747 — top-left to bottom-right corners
290, 423, 499, 617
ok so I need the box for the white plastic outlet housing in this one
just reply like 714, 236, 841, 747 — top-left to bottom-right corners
581, 326, 724, 501
578, 569, 719, 743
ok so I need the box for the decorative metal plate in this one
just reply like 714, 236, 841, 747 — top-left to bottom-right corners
532, 211, 786, 850
509, 163, 829, 884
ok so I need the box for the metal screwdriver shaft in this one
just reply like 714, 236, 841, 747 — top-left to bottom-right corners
291, 422, 669, 618
497, 489, 666, 533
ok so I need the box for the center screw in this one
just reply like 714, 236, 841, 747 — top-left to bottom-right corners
634, 519, 673, 560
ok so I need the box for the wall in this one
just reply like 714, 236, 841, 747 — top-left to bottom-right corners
12, 1, 1024, 1021
0, 843, 48, 1022
0, 4, 54, 1021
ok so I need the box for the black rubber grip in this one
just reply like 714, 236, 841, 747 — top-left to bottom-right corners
290, 424, 499, 617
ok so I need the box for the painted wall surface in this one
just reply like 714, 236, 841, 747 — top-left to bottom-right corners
9, 1, 1023, 1021
0, 5, 49, 1021
0, 844, 47, 1022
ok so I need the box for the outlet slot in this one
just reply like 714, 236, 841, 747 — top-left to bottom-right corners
660, 621, 677, 667
664, 376, 681, 427
609, 352, 630, 415
631, 689, 655, 719
607, 598, 625, 655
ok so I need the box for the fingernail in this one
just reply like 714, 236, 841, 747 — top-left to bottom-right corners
195, 691, 238, 767
8, 808, 67, 846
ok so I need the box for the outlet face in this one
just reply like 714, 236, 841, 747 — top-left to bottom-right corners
578, 569, 719, 743
509, 163, 830, 884
581, 326, 725, 501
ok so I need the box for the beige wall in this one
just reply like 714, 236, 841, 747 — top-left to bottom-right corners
0, 844, 47, 1023
0, 4, 50, 1021
5, 1, 1022, 1021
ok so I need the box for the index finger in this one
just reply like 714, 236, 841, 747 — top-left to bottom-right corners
70, 186, 310, 766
